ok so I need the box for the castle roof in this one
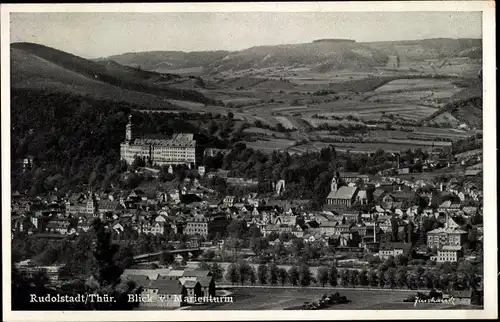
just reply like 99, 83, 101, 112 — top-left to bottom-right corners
126, 133, 195, 148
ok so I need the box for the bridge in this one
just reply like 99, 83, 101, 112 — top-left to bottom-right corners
133, 248, 204, 263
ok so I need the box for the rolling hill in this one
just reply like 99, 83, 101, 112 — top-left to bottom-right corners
10, 42, 222, 109
364, 38, 482, 61
96, 50, 230, 74
98, 38, 482, 74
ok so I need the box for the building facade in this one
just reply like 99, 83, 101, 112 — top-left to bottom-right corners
184, 216, 209, 237
437, 245, 463, 263
120, 115, 197, 166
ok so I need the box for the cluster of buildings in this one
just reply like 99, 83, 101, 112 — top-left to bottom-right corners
11, 163, 482, 267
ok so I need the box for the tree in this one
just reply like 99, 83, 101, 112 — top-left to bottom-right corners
238, 260, 252, 285
226, 263, 239, 285
377, 270, 386, 288
340, 269, 350, 287
299, 264, 312, 287
395, 254, 409, 267
368, 270, 378, 287
114, 245, 134, 270
328, 265, 338, 286
406, 274, 418, 290
159, 251, 174, 266
269, 263, 279, 286
349, 270, 359, 287
210, 262, 225, 282
202, 249, 216, 261
384, 256, 396, 269
439, 273, 452, 291
425, 271, 435, 289
317, 266, 329, 287
288, 266, 299, 286
130, 156, 145, 171
251, 238, 269, 257
227, 220, 248, 239
249, 266, 257, 286
358, 269, 369, 287
278, 268, 288, 286
198, 262, 211, 270
276, 123, 286, 132
85, 219, 141, 309
124, 172, 142, 189
257, 264, 268, 285
432, 271, 442, 291
396, 269, 407, 288
384, 268, 397, 289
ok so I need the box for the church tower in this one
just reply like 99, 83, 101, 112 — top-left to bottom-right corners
126, 115, 133, 141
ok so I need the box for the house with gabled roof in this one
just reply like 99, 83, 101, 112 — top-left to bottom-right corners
438, 200, 461, 213
140, 279, 187, 308
291, 224, 306, 238
326, 186, 359, 208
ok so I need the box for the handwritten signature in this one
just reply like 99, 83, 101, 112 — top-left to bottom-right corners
414, 296, 456, 307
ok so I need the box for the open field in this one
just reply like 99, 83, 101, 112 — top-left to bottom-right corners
243, 139, 297, 153
455, 148, 482, 158
185, 287, 475, 310
374, 78, 461, 93
167, 99, 205, 109
293, 141, 450, 154
240, 125, 468, 154
243, 127, 287, 138
275, 116, 298, 129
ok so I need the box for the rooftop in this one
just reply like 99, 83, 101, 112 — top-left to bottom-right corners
144, 279, 183, 294
441, 245, 463, 251
327, 186, 358, 200
182, 269, 212, 278
127, 133, 195, 148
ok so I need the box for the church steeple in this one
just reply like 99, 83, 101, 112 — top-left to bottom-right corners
126, 115, 133, 141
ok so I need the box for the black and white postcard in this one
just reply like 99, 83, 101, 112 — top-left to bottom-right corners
1, 2, 496, 321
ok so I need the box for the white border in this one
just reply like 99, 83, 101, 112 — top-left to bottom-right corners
1, 2, 496, 321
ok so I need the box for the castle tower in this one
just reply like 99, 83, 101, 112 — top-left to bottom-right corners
331, 176, 338, 193
126, 115, 133, 141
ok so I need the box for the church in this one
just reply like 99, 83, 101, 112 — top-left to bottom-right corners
326, 172, 359, 208
120, 115, 197, 166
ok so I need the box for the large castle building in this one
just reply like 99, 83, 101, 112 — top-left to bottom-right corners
120, 115, 197, 166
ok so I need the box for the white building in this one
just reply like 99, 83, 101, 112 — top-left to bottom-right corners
120, 115, 196, 166
437, 245, 463, 263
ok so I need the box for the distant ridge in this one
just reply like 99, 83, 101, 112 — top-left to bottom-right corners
312, 39, 356, 43
99, 38, 481, 74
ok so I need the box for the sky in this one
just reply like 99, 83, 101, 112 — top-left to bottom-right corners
10, 11, 482, 59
